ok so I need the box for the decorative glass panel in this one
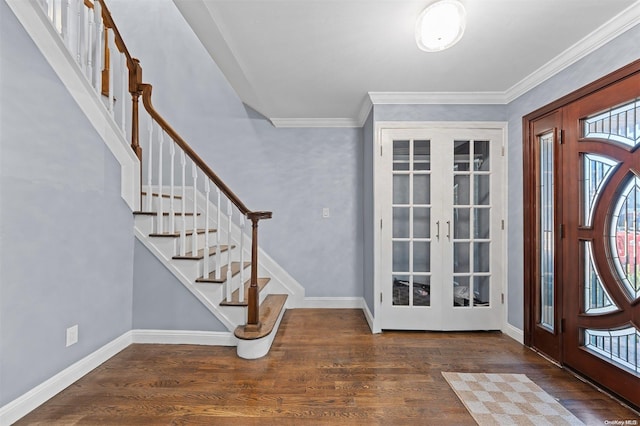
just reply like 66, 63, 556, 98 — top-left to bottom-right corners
583, 154, 618, 226
584, 326, 640, 375
539, 132, 555, 330
609, 175, 640, 301
583, 241, 617, 314
583, 99, 640, 147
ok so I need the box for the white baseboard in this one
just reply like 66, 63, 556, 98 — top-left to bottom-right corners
0, 332, 132, 426
503, 322, 524, 344
301, 297, 365, 309
361, 301, 380, 333
131, 329, 236, 346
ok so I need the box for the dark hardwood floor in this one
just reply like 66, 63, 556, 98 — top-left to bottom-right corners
17, 309, 640, 425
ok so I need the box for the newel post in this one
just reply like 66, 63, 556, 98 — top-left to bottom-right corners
129, 58, 143, 208
129, 58, 143, 160
246, 211, 273, 330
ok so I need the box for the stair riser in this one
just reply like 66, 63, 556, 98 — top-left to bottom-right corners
142, 195, 185, 212
173, 252, 237, 281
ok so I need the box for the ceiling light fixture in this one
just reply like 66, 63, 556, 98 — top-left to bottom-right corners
415, 0, 466, 52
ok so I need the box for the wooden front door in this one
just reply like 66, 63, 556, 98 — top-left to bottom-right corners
524, 60, 640, 409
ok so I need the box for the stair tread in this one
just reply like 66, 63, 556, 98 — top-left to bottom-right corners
195, 261, 251, 283
141, 191, 183, 200
234, 294, 288, 340
220, 278, 271, 306
134, 211, 200, 216
172, 245, 234, 260
149, 228, 216, 238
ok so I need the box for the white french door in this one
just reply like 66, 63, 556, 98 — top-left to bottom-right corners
378, 126, 505, 331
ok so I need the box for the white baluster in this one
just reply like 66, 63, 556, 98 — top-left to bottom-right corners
203, 179, 211, 279
93, 1, 103, 96
107, 29, 115, 114
120, 52, 126, 135
180, 151, 187, 256
64, 0, 72, 45
191, 161, 198, 256
169, 142, 176, 234
86, 8, 94, 81
239, 215, 245, 303
48, 0, 54, 22
75, 0, 82, 64
226, 200, 233, 302
82, 3, 89, 76
146, 118, 153, 211
216, 188, 221, 280
156, 128, 164, 234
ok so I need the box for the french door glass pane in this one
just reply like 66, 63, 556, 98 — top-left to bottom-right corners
454, 140, 470, 171
393, 241, 409, 272
393, 275, 410, 306
413, 242, 430, 272
393, 175, 409, 204
539, 132, 555, 330
454, 208, 470, 239
393, 208, 410, 238
413, 174, 431, 204
474, 140, 490, 171
414, 140, 431, 170
454, 175, 470, 205
413, 208, 430, 238
474, 208, 490, 239
393, 140, 410, 171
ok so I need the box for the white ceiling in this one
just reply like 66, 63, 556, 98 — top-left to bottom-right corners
173, 0, 640, 126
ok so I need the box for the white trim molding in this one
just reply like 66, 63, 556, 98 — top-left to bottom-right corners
131, 329, 236, 346
503, 323, 524, 345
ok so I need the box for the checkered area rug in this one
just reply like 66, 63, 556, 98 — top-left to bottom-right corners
442, 372, 584, 425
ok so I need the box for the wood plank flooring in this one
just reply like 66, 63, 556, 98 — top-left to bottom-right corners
17, 309, 640, 425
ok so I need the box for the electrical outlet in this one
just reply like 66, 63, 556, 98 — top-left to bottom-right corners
66, 325, 78, 347
322, 207, 330, 218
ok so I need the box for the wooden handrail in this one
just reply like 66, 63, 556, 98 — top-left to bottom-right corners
91, 0, 271, 329
139, 84, 260, 216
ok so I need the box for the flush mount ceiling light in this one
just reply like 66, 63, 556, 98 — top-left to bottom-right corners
415, 0, 466, 52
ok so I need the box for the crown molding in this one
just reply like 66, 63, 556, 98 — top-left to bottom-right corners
368, 91, 507, 105
504, 1, 640, 103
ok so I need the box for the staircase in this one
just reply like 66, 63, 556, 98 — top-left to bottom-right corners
8, 0, 301, 359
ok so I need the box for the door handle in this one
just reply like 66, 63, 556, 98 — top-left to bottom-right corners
436, 221, 440, 240
446, 220, 451, 241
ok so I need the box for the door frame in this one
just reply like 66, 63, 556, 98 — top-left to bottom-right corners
523, 59, 640, 353
372, 121, 509, 333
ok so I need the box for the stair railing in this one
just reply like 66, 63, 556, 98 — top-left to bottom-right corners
37, 0, 270, 332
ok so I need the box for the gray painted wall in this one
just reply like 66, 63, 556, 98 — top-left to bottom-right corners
374, 104, 507, 122
133, 240, 226, 331
110, 0, 365, 299
505, 23, 640, 329
0, 1, 134, 405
